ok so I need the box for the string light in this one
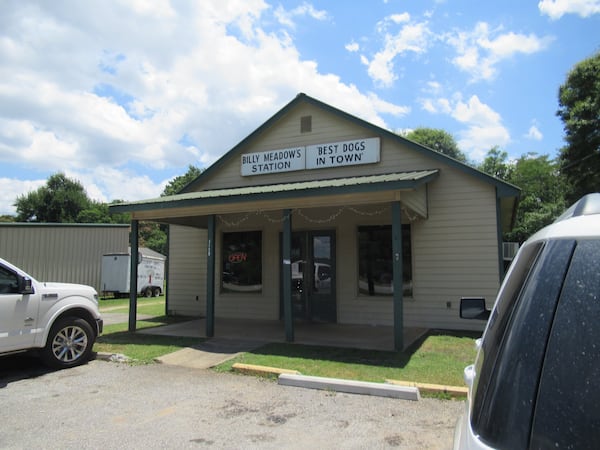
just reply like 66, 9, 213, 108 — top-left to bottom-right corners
217, 204, 419, 227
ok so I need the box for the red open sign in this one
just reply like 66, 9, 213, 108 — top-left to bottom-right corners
228, 252, 248, 263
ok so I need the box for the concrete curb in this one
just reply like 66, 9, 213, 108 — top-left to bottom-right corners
278, 373, 420, 401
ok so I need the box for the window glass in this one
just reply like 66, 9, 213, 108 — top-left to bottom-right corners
530, 240, 600, 449
0, 265, 19, 294
472, 240, 575, 449
221, 231, 262, 293
357, 225, 411, 297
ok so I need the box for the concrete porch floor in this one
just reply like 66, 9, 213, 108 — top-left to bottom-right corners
139, 317, 428, 352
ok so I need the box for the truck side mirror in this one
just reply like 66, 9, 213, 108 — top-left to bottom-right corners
460, 297, 490, 320
19, 276, 34, 295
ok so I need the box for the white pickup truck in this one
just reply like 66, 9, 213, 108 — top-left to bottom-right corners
0, 257, 103, 369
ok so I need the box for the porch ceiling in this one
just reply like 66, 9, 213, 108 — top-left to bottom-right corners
110, 170, 439, 225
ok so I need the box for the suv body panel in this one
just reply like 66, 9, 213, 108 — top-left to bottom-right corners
455, 194, 600, 449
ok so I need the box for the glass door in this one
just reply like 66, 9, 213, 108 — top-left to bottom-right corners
282, 230, 336, 322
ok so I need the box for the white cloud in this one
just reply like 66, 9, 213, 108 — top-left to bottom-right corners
539, 0, 600, 19
345, 41, 360, 52
446, 22, 553, 81
363, 17, 431, 87
0, 1, 409, 214
420, 94, 510, 160
0, 178, 46, 216
526, 125, 543, 140
274, 1, 329, 28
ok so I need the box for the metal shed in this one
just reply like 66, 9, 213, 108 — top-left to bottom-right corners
0, 223, 129, 292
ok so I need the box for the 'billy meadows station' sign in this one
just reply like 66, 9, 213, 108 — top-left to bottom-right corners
241, 137, 380, 176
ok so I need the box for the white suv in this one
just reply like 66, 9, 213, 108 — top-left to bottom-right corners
0, 257, 103, 369
455, 193, 600, 449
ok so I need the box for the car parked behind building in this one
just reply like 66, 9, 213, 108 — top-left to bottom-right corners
455, 193, 600, 449
0, 257, 102, 369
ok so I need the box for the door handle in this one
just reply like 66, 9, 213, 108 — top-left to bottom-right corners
24, 317, 35, 322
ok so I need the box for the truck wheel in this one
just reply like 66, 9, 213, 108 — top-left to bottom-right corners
144, 288, 153, 297
153, 287, 161, 297
41, 317, 95, 369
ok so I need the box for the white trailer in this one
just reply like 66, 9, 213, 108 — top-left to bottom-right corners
101, 248, 165, 298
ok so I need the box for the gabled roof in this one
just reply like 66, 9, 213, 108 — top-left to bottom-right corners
181, 92, 520, 199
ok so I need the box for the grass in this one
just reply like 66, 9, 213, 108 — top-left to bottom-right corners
99, 295, 166, 316
95, 297, 203, 364
214, 330, 479, 387
96, 296, 478, 386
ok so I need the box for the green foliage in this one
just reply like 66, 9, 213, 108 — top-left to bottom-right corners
479, 146, 512, 180
557, 51, 600, 204
405, 127, 467, 162
477, 149, 566, 243
162, 165, 202, 196
13, 173, 131, 225
505, 154, 566, 243
139, 221, 167, 255
15, 173, 90, 222
0, 215, 15, 222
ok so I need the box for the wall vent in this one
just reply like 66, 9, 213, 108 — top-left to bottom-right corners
300, 115, 312, 133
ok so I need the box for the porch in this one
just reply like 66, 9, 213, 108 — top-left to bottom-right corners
139, 317, 429, 352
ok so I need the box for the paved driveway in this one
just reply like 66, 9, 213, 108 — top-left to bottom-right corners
0, 355, 462, 449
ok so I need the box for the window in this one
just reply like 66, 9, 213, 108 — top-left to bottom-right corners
530, 240, 600, 449
358, 225, 412, 297
471, 240, 574, 449
221, 231, 262, 293
0, 265, 19, 294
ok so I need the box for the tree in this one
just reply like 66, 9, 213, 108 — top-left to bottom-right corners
505, 153, 566, 243
479, 146, 512, 180
404, 127, 468, 162
15, 173, 90, 222
77, 200, 130, 224
557, 51, 600, 204
162, 165, 202, 196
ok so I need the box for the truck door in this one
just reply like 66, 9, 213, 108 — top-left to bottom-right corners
0, 264, 39, 352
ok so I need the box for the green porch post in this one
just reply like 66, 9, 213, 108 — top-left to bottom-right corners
392, 202, 404, 351
206, 215, 216, 337
128, 220, 139, 332
282, 209, 294, 342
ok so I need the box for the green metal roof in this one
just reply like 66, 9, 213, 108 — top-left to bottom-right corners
110, 170, 439, 213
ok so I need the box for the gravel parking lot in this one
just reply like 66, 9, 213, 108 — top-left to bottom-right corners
0, 356, 463, 449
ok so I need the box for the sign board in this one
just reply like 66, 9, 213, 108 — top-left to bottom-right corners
241, 147, 305, 176
240, 137, 380, 176
306, 137, 380, 169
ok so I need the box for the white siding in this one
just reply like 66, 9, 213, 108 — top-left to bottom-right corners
168, 225, 207, 316
0, 224, 129, 292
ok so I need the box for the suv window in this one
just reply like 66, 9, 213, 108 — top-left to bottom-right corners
472, 240, 576, 448
530, 239, 600, 449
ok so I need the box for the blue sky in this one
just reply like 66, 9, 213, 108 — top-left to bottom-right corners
0, 0, 599, 215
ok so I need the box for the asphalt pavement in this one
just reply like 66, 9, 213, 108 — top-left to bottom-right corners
0, 356, 463, 449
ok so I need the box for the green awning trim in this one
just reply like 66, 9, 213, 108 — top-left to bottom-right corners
110, 170, 439, 213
